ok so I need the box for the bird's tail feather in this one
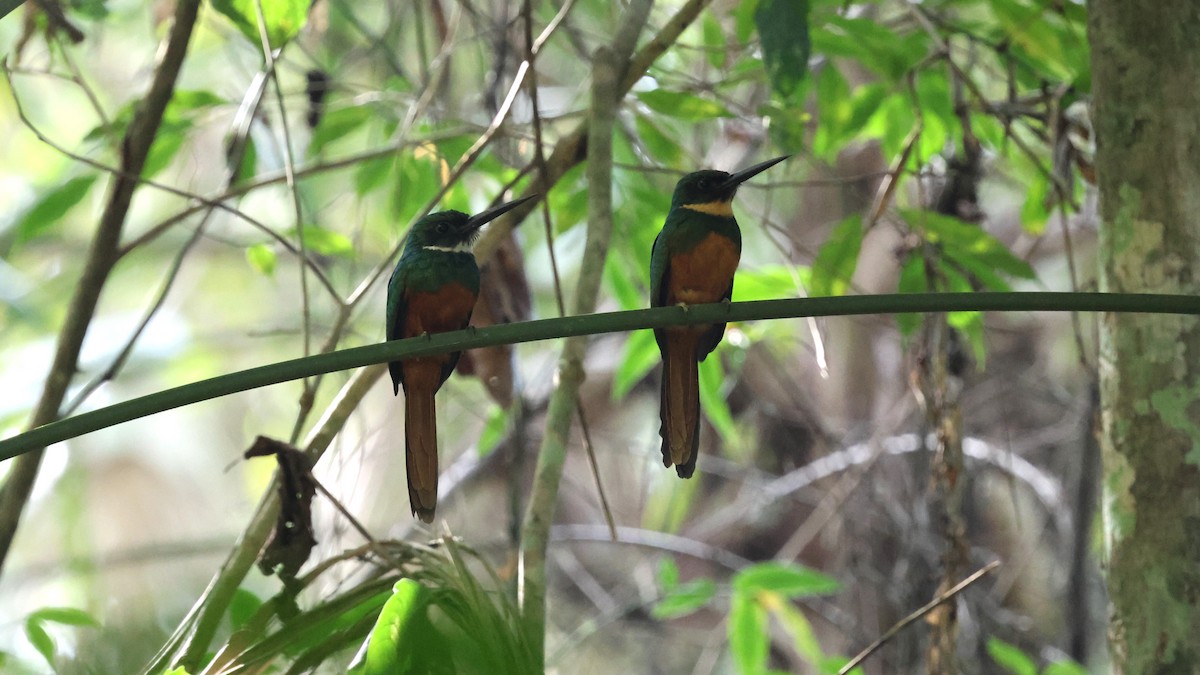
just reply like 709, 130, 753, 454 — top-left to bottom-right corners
660, 330, 701, 478
404, 367, 440, 522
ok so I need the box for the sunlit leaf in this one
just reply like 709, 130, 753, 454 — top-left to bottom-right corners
211, 0, 310, 47
755, 0, 811, 97
477, 405, 507, 456
810, 215, 862, 296
245, 243, 276, 276
636, 90, 734, 121
701, 14, 726, 69
15, 175, 98, 243
1044, 659, 1089, 675
895, 254, 927, 339
733, 561, 840, 597
354, 154, 396, 196
28, 607, 100, 627
657, 557, 680, 591
613, 330, 659, 399
764, 594, 822, 665
736, 265, 800, 301
698, 356, 736, 442
986, 637, 1037, 675
351, 579, 436, 675
23, 618, 55, 668
899, 209, 1036, 284
728, 593, 768, 675
298, 225, 353, 257
653, 578, 717, 620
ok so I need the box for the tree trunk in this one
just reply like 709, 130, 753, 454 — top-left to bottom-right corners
1090, 2, 1200, 672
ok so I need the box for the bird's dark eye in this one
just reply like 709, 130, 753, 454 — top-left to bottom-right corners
436, 223, 449, 234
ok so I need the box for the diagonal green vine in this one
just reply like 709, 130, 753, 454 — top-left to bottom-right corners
3, 291, 1199, 462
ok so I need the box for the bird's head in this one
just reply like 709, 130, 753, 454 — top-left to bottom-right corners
406, 195, 536, 253
670, 156, 790, 214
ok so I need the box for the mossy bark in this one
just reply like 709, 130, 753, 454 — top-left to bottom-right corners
1090, 1, 1200, 671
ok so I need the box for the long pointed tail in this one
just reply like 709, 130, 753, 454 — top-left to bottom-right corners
660, 330, 701, 478
405, 384, 439, 522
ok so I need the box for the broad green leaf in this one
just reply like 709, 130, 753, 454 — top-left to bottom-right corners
728, 593, 769, 675
810, 215, 862, 296
1020, 175, 1051, 235
15, 175, 97, 243
634, 114, 683, 165
354, 154, 395, 196
477, 405, 507, 455
298, 225, 353, 257
701, 14, 726, 69
811, 64, 850, 160
755, 0, 811, 98
23, 618, 55, 667
245, 243, 276, 276
986, 637, 1037, 675
604, 254, 644, 311
233, 136, 258, 186
657, 557, 680, 591
736, 265, 801, 301
211, 0, 309, 47
764, 595, 822, 666
636, 90, 734, 121
351, 579, 437, 675
228, 588, 263, 631
391, 149, 444, 222
895, 254, 927, 339
812, 17, 929, 82
28, 607, 100, 627
613, 329, 659, 399
733, 561, 840, 597
899, 209, 1036, 284
653, 578, 717, 620
698, 356, 737, 442
733, 0, 761, 43
143, 125, 188, 178
309, 105, 374, 156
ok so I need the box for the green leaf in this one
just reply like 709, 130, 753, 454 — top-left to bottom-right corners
298, 225, 353, 257
755, 0, 811, 98
895, 254, 927, 338
613, 330, 659, 399
211, 0, 309, 47
701, 14, 726, 69
986, 637, 1037, 675
228, 588, 263, 631
636, 90, 734, 121
23, 618, 55, 668
733, 561, 840, 597
657, 557, 680, 591
28, 607, 100, 628
729, 593, 769, 675
736, 265, 801, 301
767, 597, 823, 666
245, 243, 276, 276
15, 175, 98, 243
634, 114, 683, 165
698, 356, 737, 442
810, 215, 862, 296
143, 122, 189, 178
354, 154, 396, 196
351, 579, 436, 675
899, 209, 1036, 285
477, 405, 507, 456
309, 105, 374, 156
653, 578, 717, 620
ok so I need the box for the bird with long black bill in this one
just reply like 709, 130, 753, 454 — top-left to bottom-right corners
387, 195, 534, 522
650, 156, 789, 477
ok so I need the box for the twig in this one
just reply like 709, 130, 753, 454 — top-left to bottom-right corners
838, 560, 1000, 674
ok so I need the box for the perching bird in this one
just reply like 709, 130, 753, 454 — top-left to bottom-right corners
387, 196, 533, 522
650, 156, 789, 477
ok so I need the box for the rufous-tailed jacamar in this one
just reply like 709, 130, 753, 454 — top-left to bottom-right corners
387, 195, 533, 522
650, 156, 789, 477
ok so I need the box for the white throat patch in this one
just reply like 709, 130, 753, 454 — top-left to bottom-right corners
423, 241, 474, 253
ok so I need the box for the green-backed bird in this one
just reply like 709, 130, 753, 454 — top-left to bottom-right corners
387, 196, 534, 522
650, 156, 789, 477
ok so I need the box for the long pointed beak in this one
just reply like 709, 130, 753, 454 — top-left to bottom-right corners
720, 155, 790, 189
465, 194, 538, 230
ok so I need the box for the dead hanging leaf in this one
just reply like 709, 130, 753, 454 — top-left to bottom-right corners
246, 436, 317, 580
457, 230, 531, 408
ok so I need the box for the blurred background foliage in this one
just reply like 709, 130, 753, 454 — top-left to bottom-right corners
0, 0, 1098, 672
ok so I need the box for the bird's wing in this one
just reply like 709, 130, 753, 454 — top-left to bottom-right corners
386, 263, 409, 394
